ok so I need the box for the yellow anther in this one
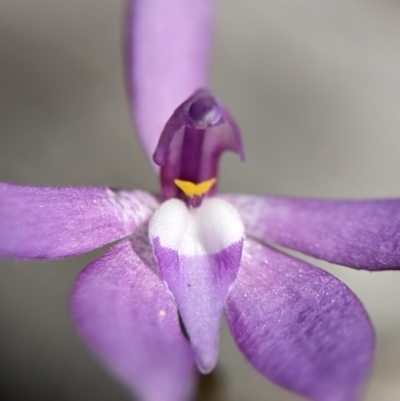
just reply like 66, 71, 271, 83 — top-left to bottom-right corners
174, 177, 216, 198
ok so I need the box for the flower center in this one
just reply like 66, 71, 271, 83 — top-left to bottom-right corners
174, 178, 216, 208
152, 89, 245, 204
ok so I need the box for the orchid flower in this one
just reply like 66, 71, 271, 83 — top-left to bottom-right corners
2, 1, 399, 401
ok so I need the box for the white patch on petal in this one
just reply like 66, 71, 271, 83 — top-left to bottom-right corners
105, 188, 159, 231
149, 197, 244, 256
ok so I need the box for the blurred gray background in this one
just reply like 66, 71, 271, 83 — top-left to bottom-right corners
1, 0, 400, 400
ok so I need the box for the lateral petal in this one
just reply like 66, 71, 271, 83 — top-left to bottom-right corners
127, 0, 216, 167
225, 194, 400, 270
149, 198, 244, 372
0, 183, 158, 259
226, 240, 374, 401
71, 238, 196, 401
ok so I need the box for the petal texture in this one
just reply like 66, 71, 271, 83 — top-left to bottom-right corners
127, 0, 215, 166
71, 236, 196, 401
225, 194, 400, 270
226, 240, 374, 401
149, 198, 244, 372
0, 183, 158, 259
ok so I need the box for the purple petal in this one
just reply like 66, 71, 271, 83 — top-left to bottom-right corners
152, 239, 243, 373
224, 194, 400, 270
149, 198, 244, 372
225, 240, 374, 401
127, 0, 216, 167
71, 237, 196, 401
0, 183, 158, 259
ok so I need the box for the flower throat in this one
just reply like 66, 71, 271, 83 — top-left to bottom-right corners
152, 89, 245, 207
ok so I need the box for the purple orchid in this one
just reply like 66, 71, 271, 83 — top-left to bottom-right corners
3, 1, 400, 401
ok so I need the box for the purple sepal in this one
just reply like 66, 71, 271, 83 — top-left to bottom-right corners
126, 0, 216, 169
152, 237, 244, 373
0, 183, 158, 260
226, 240, 374, 401
152, 89, 244, 199
224, 194, 400, 270
71, 237, 196, 401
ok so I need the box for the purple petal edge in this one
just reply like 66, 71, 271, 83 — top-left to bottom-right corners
224, 194, 400, 270
71, 236, 196, 401
127, 0, 216, 167
0, 183, 158, 259
226, 240, 374, 401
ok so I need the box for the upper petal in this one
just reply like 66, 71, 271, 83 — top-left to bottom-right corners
0, 183, 158, 259
224, 194, 400, 270
149, 197, 244, 372
225, 240, 374, 401
127, 0, 216, 167
71, 237, 196, 401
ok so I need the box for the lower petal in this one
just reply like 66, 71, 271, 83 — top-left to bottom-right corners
225, 240, 374, 401
70, 237, 196, 401
149, 197, 244, 372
